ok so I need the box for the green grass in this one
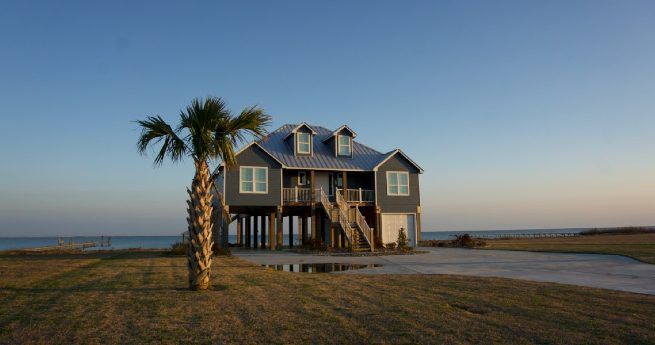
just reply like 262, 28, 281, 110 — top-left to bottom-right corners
0, 251, 654, 344
485, 233, 655, 264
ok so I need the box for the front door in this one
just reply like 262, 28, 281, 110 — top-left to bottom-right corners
327, 173, 344, 197
315, 172, 330, 195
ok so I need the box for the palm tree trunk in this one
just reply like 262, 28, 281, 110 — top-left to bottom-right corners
186, 159, 214, 290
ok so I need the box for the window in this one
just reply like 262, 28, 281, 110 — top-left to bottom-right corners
337, 135, 352, 156
387, 171, 409, 196
298, 171, 307, 185
240, 167, 268, 193
297, 132, 311, 154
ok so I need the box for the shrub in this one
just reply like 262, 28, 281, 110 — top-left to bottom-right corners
374, 236, 384, 249
385, 242, 397, 251
448, 234, 487, 248
453, 234, 475, 248
212, 243, 232, 256
307, 238, 325, 251
418, 240, 439, 247
166, 242, 187, 256
397, 227, 409, 249
580, 226, 655, 236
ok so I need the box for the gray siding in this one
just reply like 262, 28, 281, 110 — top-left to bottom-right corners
225, 145, 282, 206
375, 154, 421, 213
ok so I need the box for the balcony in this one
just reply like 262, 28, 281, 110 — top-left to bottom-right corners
339, 188, 375, 203
283, 187, 313, 204
283, 187, 375, 205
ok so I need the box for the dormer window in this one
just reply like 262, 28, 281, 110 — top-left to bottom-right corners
284, 123, 317, 156
297, 132, 312, 154
337, 135, 352, 156
326, 125, 357, 157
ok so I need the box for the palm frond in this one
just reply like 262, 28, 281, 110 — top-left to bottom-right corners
229, 106, 272, 142
178, 97, 231, 162
137, 96, 270, 169
135, 115, 187, 166
206, 106, 271, 167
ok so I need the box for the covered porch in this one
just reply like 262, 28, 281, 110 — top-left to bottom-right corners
282, 170, 375, 206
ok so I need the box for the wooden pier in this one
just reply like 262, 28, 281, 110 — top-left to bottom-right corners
19, 236, 112, 252
474, 232, 579, 240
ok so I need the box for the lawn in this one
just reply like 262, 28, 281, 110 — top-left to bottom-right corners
485, 233, 655, 264
0, 251, 654, 344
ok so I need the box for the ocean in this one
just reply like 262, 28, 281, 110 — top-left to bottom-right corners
0, 228, 590, 251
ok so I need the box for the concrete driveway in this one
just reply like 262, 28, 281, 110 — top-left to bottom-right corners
234, 247, 655, 295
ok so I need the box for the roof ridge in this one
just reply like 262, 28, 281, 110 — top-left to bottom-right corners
268, 123, 384, 155
252, 122, 393, 171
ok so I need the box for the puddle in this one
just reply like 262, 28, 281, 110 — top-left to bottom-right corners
263, 263, 382, 273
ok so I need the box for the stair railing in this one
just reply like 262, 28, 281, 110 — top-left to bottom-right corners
330, 188, 355, 247
353, 207, 374, 251
212, 184, 230, 222
335, 190, 359, 250
211, 184, 232, 248
318, 188, 332, 214
335, 189, 350, 219
336, 189, 374, 251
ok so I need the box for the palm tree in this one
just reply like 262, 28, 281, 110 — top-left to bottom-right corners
136, 97, 270, 290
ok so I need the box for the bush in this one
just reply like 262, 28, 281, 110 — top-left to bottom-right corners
166, 242, 186, 256
397, 228, 409, 249
416, 235, 486, 249
307, 238, 325, 251
449, 234, 486, 248
212, 243, 232, 256
385, 242, 397, 251
453, 234, 475, 248
580, 226, 654, 236
418, 240, 439, 247
374, 236, 384, 249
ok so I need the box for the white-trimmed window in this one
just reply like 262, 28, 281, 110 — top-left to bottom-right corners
298, 171, 307, 185
337, 135, 352, 156
387, 171, 409, 196
240, 167, 268, 194
297, 132, 311, 154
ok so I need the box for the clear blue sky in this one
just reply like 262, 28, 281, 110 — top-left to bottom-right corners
1, 1, 654, 236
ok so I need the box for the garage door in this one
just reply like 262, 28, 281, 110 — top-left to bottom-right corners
381, 214, 416, 247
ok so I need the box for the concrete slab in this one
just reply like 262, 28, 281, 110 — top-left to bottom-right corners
233, 247, 655, 295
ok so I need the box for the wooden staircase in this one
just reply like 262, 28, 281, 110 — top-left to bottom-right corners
317, 188, 374, 252
351, 222, 372, 252
211, 184, 231, 249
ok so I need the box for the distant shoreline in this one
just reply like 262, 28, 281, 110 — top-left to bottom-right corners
2, 225, 654, 238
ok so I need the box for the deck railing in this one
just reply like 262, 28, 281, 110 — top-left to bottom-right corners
338, 188, 375, 203
283, 187, 312, 203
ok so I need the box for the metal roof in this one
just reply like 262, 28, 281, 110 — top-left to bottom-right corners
257, 124, 386, 171
374, 149, 425, 173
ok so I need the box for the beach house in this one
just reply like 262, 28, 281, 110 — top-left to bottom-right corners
212, 123, 423, 251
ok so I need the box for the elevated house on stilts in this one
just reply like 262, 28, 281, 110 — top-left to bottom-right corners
212, 123, 423, 251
